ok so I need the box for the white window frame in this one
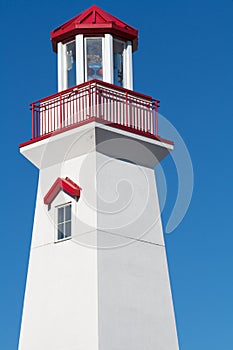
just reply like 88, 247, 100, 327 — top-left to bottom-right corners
66, 39, 77, 89
84, 36, 104, 82
103, 34, 113, 83
58, 39, 78, 91
55, 202, 72, 242
76, 34, 84, 85
57, 42, 65, 92
125, 41, 133, 90
113, 38, 126, 88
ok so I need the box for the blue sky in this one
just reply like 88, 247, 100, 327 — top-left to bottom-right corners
1, 0, 233, 348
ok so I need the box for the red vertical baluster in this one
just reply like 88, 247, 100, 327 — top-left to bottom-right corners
31, 103, 35, 139
129, 95, 132, 127
151, 101, 154, 135
54, 99, 56, 132
82, 89, 84, 121
36, 110, 39, 137
88, 82, 91, 118
143, 101, 145, 132
108, 89, 110, 122
126, 92, 128, 127
42, 105, 44, 135
64, 95, 66, 127
60, 94, 63, 129
76, 91, 78, 123
114, 91, 116, 124
155, 100, 159, 137
48, 102, 50, 133
72, 92, 74, 125
81, 90, 83, 122
95, 83, 97, 118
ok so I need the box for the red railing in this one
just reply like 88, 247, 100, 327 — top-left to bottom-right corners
30, 79, 160, 140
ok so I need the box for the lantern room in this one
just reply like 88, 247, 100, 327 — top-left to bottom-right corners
51, 5, 138, 91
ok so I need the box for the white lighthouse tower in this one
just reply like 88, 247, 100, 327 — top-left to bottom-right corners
19, 5, 179, 350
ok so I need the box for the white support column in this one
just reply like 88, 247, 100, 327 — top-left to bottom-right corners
103, 34, 113, 84
124, 41, 133, 90
57, 42, 64, 92
76, 34, 84, 85
58, 42, 68, 91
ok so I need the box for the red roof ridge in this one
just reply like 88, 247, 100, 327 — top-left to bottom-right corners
44, 177, 82, 205
51, 5, 138, 52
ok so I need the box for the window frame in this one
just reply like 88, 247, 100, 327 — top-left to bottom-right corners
64, 39, 76, 89
113, 38, 126, 87
55, 202, 72, 242
84, 36, 104, 82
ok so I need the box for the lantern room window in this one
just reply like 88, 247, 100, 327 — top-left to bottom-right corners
113, 39, 125, 87
85, 38, 103, 81
57, 35, 133, 91
65, 40, 76, 88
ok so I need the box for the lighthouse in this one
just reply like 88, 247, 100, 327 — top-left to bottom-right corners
19, 5, 179, 350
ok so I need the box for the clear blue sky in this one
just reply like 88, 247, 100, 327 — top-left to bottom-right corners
1, 0, 233, 348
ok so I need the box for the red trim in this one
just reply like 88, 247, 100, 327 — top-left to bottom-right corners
44, 177, 81, 205
51, 5, 138, 52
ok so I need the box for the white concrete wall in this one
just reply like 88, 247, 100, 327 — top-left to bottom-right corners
95, 152, 178, 350
19, 150, 99, 350
98, 242, 178, 350
19, 125, 178, 349
19, 240, 99, 350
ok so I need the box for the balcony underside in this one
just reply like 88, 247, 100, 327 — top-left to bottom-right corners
20, 121, 173, 169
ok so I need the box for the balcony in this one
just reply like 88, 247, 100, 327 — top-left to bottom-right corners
21, 80, 173, 147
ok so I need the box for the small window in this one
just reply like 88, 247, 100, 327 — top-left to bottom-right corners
113, 39, 125, 87
85, 38, 103, 81
57, 203, 72, 241
65, 40, 76, 88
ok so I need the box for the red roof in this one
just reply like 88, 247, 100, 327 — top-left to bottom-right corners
51, 5, 138, 52
44, 177, 81, 205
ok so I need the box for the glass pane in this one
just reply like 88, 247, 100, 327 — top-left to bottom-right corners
86, 38, 103, 81
58, 207, 64, 224
65, 204, 71, 221
58, 223, 64, 240
65, 221, 71, 238
113, 40, 124, 87
66, 40, 76, 88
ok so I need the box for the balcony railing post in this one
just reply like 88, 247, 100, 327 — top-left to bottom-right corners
59, 94, 63, 129
126, 91, 129, 127
129, 94, 132, 127
31, 103, 35, 139
36, 109, 39, 138
94, 82, 97, 118
88, 82, 91, 118
155, 100, 159, 137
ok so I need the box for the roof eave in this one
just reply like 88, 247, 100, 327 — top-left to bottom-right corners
51, 25, 138, 52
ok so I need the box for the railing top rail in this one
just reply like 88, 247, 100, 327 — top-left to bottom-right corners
30, 79, 158, 106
